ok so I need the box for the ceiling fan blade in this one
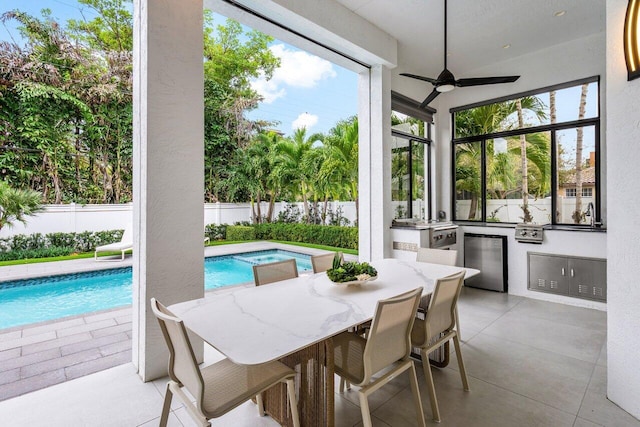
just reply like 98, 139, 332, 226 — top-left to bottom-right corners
420, 89, 441, 108
456, 76, 520, 87
400, 72, 438, 85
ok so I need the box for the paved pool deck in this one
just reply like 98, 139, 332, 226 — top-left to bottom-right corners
0, 241, 351, 401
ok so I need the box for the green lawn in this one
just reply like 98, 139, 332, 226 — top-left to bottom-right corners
0, 240, 357, 267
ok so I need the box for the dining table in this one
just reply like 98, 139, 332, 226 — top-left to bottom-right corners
168, 258, 480, 427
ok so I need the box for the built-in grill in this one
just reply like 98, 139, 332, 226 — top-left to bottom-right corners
429, 224, 458, 249
390, 219, 459, 253
514, 223, 544, 244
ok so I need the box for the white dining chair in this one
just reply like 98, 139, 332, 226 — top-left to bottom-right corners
310, 252, 342, 273
416, 247, 462, 339
151, 298, 300, 427
333, 287, 426, 427
252, 259, 298, 286
411, 271, 469, 422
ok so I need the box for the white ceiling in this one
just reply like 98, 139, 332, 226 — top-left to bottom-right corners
334, 0, 605, 78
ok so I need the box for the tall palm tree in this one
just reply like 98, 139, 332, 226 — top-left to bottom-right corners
225, 131, 280, 223
272, 128, 323, 222
323, 118, 359, 222
455, 96, 548, 220
572, 83, 590, 223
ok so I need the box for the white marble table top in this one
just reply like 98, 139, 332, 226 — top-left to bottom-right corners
168, 258, 479, 365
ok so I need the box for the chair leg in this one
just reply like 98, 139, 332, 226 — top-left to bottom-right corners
159, 383, 173, 427
452, 334, 470, 391
408, 362, 427, 427
358, 391, 373, 427
338, 377, 352, 392
285, 378, 301, 427
455, 306, 461, 341
255, 393, 265, 416
420, 349, 441, 423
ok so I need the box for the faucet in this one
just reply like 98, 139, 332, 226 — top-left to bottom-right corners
586, 202, 595, 227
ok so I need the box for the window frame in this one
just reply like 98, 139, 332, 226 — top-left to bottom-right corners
391, 129, 432, 220
450, 76, 601, 227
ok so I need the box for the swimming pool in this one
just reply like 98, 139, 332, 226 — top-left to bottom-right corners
0, 249, 312, 330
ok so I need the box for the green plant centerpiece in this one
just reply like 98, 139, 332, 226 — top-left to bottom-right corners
326, 252, 378, 284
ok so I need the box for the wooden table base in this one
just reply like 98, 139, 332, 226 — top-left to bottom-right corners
262, 338, 334, 427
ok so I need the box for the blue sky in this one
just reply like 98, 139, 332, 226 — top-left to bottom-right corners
0, 0, 357, 137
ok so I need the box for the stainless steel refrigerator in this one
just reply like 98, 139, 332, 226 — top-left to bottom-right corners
463, 233, 508, 292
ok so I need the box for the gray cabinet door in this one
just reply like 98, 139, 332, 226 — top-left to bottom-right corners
529, 254, 569, 295
568, 258, 593, 299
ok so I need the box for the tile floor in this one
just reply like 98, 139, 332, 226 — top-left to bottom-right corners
0, 286, 638, 426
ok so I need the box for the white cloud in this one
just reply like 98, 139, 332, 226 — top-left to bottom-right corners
250, 44, 337, 104
292, 112, 319, 131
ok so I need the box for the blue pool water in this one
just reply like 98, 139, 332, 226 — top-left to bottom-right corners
0, 249, 312, 330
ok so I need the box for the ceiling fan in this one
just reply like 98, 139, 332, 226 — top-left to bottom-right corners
400, 0, 520, 108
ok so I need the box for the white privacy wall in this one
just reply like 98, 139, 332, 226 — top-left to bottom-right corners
0, 202, 359, 239
606, 0, 640, 418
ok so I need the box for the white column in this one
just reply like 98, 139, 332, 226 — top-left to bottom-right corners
606, 0, 640, 418
133, 0, 204, 381
358, 65, 392, 262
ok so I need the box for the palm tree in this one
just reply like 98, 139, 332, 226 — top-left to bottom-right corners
225, 131, 280, 223
0, 180, 44, 231
272, 128, 323, 222
323, 117, 359, 222
572, 83, 590, 223
455, 96, 548, 220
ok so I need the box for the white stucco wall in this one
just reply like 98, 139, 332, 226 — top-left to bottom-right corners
605, 0, 640, 418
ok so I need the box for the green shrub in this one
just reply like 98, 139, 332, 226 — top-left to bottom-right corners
0, 246, 76, 261
253, 223, 357, 249
0, 230, 123, 253
226, 225, 255, 241
205, 223, 227, 241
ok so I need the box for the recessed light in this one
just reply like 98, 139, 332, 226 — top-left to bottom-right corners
503, 44, 511, 49
554, 10, 566, 17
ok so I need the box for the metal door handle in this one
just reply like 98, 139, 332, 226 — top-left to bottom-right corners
570, 269, 575, 277
561, 268, 565, 276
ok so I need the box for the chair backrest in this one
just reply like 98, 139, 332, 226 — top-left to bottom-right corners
252, 259, 298, 286
362, 287, 422, 382
120, 222, 133, 243
311, 252, 342, 273
150, 298, 205, 409
423, 270, 466, 340
416, 247, 457, 266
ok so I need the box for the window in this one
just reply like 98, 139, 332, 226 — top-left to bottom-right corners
564, 188, 593, 198
391, 92, 433, 220
452, 78, 600, 226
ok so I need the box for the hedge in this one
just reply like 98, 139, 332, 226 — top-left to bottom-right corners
205, 223, 227, 241
0, 246, 77, 261
0, 230, 124, 253
226, 225, 255, 241
253, 223, 358, 250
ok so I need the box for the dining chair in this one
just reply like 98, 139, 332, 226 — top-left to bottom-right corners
410, 270, 469, 422
333, 287, 426, 427
415, 247, 462, 340
150, 298, 300, 427
310, 252, 343, 273
252, 259, 298, 286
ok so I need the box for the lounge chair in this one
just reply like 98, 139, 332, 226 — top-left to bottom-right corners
94, 223, 133, 260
